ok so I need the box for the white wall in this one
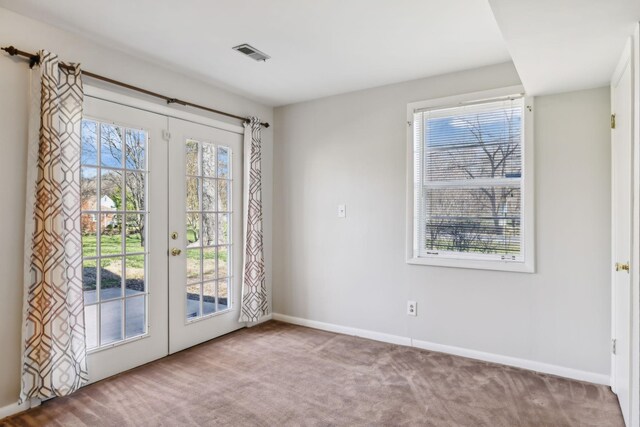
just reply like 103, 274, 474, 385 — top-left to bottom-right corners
273, 62, 612, 379
0, 7, 273, 409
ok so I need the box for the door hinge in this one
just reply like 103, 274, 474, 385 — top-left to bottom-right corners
612, 338, 617, 355
611, 114, 616, 129
162, 129, 171, 141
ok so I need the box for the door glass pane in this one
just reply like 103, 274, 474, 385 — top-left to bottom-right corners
81, 119, 150, 350
203, 247, 216, 281
125, 296, 146, 338
202, 179, 216, 211
125, 255, 145, 295
100, 213, 122, 256
186, 284, 201, 319
100, 124, 123, 168
83, 259, 97, 305
85, 304, 98, 349
81, 120, 98, 166
203, 282, 216, 315
202, 213, 216, 246
217, 279, 229, 311
202, 143, 216, 177
100, 257, 122, 300
100, 299, 123, 346
125, 213, 145, 253
186, 248, 201, 283
184, 139, 233, 320
125, 129, 146, 170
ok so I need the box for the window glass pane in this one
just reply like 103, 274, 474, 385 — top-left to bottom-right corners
125, 296, 145, 338
424, 186, 521, 254
100, 124, 123, 168
100, 299, 123, 345
125, 129, 146, 170
81, 120, 98, 166
202, 142, 216, 177
425, 103, 522, 182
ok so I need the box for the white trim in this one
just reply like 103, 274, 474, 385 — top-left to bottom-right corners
84, 85, 245, 135
272, 313, 610, 386
405, 85, 535, 273
0, 398, 39, 420
272, 313, 412, 346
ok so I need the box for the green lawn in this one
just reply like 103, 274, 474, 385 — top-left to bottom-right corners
82, 234, 228, 264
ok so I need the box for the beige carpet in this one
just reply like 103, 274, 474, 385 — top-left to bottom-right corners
1, 321, 623, 426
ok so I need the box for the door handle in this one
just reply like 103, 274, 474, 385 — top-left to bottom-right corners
615, 262, 630, 272
171, 248, 182, 256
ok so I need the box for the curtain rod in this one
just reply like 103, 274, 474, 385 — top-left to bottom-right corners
1, 46, 270, 128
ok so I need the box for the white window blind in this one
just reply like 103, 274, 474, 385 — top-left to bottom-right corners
413, 96, 524, 261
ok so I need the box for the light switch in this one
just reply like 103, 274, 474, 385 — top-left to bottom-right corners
337, 204, 346, 218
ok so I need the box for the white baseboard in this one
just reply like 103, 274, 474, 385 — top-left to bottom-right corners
272, 313, 411, 346
272, 313, 611, 386
0, 399, 32, 420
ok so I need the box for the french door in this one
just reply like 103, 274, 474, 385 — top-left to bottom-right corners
81, 95, 243, 382
167, 117, 243, 353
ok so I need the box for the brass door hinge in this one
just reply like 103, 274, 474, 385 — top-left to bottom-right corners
615, 262, 630, 273
611, 114, 616, 129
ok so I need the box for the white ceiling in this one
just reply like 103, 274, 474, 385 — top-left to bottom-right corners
489, 0, 640, 95
0, 0, 511, 106
2, 1, 638, 106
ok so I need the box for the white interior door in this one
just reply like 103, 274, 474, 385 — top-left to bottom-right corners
612, 39, 634, 426
167, 117, 244, 354
81, 96, 169, 382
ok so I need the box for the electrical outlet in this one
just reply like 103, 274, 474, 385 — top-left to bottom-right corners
407, 300, 417, 316
337, 204, 346, 218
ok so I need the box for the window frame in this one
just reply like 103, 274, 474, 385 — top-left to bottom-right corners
405, 85, 535, 273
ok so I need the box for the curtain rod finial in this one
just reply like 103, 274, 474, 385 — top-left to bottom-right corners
2, 46, 18, 56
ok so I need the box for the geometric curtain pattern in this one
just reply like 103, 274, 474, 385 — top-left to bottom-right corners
20, 50, 88, 403
238, 117, 268, 323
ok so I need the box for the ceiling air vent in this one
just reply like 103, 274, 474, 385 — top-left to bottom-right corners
232, 44, 270, 62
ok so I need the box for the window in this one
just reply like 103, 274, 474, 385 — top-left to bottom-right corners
407, 87, 534, 272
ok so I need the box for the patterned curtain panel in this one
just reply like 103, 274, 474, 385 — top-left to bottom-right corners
239, 117, 268, 323
20, 51, 88, 403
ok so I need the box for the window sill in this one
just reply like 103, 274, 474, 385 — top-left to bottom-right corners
406, 256, 535, 273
